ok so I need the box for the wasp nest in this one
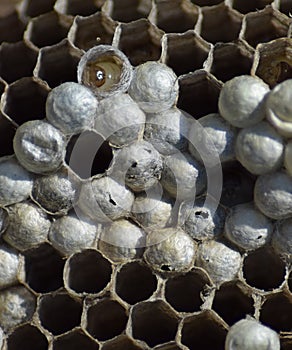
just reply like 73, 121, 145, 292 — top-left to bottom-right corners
0, 0, 292, 349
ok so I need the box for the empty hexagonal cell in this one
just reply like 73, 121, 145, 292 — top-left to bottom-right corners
86, 298, 128, 341
220, 161, 256, 207
102, 335, 144, 350
150, 0, 198, 33
0, 113, 15, 156
65, 131, 113, 179
177, 70, 222, 118
260, 292, 292, 332
0, 11, 25, 44
165, 268, 211, 313
251, 37, 292, 87
117, 19, 163, 66
212, 281, 254, 326
232, 0, 274, 14
54, 0, 102, 16
39, 293, 83, 335
0, 42, 38, 84
162, 31, 211, 76
104, 0, 152, 22
242, 247, 286, 291
53, 329, 99, 350
35, 39, 82, 88
2, 77, 49, 125
131, 300, 179, 347
18, 0, 56, 18
200, 4, 243, 44
25, 11, 73, 49
181, 310, 227, 350
210, 40, 254, 83
242, 6, 291, 48
7, 324, 48, 350
64, 249, 112, 295
24, 243, 65, 293
115, 261, 157, 305
68, 12, 117, 51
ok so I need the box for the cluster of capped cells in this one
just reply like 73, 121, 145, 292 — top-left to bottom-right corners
0, 0, 292, 349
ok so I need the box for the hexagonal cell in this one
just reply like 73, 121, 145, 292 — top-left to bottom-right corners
260, 292, 292, 332
131, 300, 179, 347
25, 11, 73, 49
0, 11, 25, 44
102, 335, 144, 350
177, 70, 222, 119
65, 131, 113, 179
242, 6, 291, 48
38, 293, 83, 335
0, 42, 38, 84
220, 161, 256, 207
117, 19, 163, 66
64, 249, 112, 295
35, 39, 83, 88
212, 281, 254, 326
68, 12, 117, 51
162, 31, 211, 76
242, 247, 286, 291
280, 0, 292, 16
181, 310, 227, 350
251, 37, 292, 87
210, 40, 254, 83
86, 298, 128, 341
18, 0, 56, 18
53, 329, 99, 350
7, 324, 48, 350
165, 269, 211, 313
1, 77, 49, 125
0, 113, 16, 156
24, 243, 65, 293
103, 0, 152, 22
115, 261, 157, 305
200, 4, 243, 44
150, 0, 198, 34
232, 0, 274, 14
54, 0, 102, 16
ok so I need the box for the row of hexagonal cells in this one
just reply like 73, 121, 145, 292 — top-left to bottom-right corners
1, 245, 291, 349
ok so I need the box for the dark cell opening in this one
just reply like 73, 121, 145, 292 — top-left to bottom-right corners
7, 324, 48, 350
131, 300, 179, 347
116, 261, 157, 304
111, 0, 151, 22
181, 311, 227, 350
102, 335, 143, 350
0, 12, 25, 44
39, 293, 82, 335
53, 330, 99, 350
24, 0, 56, 17
67, 249, 112, 294
65, 131, 113, 179
87, 299, 128, 341
25, 243, 65, 293
243, 247, 286, 291
233, 0, 273, 14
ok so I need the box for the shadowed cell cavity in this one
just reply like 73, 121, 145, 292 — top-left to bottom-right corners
7, 324, 48, 350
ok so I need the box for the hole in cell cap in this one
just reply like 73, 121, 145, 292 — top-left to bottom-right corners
39, 293, 82, 335
25, 243, 65, 293
165, 269, 211, 313
212, 281, 254, 326
260, 292, 292, 332
65, 249, 112, 295
243, 247, 286, 291
131, 300, 179, 347
115, 261, 157, 304
66, 131, 113, 179
86, 299, 128, 341
181, 310, 227, 350
7, 324, 48, 350
53, 329, 99, 350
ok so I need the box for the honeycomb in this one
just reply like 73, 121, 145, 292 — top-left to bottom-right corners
0, 0, 291, 349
